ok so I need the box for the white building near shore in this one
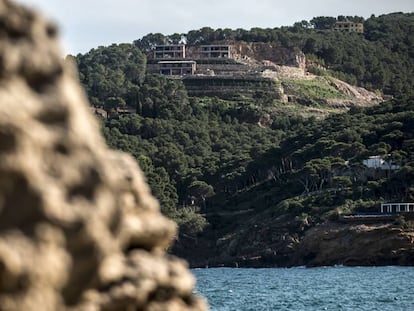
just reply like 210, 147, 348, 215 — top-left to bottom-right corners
362, 156, 400, 170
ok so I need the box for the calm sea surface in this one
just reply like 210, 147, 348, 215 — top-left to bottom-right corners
193, 266, 414, 311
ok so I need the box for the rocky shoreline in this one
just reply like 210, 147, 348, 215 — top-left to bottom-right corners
173, 218, 414, 268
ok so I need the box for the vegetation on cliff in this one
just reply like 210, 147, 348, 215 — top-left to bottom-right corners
74, 13, 414, 249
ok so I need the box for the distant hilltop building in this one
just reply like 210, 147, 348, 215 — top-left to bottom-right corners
333, 21, 364, 33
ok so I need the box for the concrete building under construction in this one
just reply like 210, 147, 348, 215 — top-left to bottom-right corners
333, 21, 364, 33
158, 61, 196, 76
199, 45, 232, 58
153, 45, 186, 59
148, 44, 235, 76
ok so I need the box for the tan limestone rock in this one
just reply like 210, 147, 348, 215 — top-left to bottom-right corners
0, 0, 207, 310
295, 222, 414, 266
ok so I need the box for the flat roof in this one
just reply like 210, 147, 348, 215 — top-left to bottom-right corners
200, 45, 231, 47
158, 60, 196, 64
155, 44, 185, 47
335, 21, 363, 25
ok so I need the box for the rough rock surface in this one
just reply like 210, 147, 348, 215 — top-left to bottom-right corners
0, 1, 207, 310
294, 222, 414, 266
326, 78, 383, 107
233, 42, 306, 69
175, 212, 414, 268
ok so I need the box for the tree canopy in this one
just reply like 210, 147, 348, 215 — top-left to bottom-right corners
75, 12, 414, 236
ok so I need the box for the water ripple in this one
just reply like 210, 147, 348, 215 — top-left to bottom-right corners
193, 266, 414, 311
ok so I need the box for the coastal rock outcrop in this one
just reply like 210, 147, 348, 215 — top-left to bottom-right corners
175, 212, 414, 268
294, 222, 414, 266
0, 0, 207, 310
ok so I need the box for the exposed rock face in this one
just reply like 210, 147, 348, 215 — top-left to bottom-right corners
0, 1, 207, 310
294, 222, 414, 266
175, 213, 414, 268
326, 78, 383, 107
233, 42, 306, 68
174, 213, 307, 268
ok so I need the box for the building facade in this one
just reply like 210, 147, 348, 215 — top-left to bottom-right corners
199, 45, 232, 58
158, 61, 196, 76
362, 156, 400, 170
333, 21, 364, 33
154, 45, 186, 59
151, 44, 234, 76
381, 203, 414, 213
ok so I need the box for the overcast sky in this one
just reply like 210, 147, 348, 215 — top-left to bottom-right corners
17, 0, 414, 55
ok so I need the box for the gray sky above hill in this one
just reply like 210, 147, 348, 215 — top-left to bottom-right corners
17, 0, 414, 55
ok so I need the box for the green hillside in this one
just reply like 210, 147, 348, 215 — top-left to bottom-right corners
74, 13, 414, 264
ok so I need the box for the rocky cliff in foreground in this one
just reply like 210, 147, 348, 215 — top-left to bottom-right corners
0, 1, 206, 310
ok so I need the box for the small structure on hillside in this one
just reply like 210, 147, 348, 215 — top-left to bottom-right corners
381, 203, 414, 213
116, 106, 136, 115
90, 106, 107, 118
158, 60, 196, 76
362, 156, 400, 170
333, 21, 364, 33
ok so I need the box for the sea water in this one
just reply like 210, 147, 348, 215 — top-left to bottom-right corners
193, 266, 414, 311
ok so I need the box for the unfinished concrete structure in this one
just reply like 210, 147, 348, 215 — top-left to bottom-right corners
333, 21, 364, 33
151, 44, 234, 60
150, 44, 234, 76
199, 45, 233, 58
159, 60, 197, 76
154, 44, 186, 59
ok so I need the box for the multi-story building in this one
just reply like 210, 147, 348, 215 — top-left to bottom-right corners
158, 61, 196, 76
153, 45, 186, 59
199, 45, 232, 58
151, 44, 234, 76
333, 21, 364, 33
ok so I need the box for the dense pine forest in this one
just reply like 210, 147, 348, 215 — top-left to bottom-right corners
73, 12, 414, 239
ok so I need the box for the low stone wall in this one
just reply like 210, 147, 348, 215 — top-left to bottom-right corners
183, 76, 281, 99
